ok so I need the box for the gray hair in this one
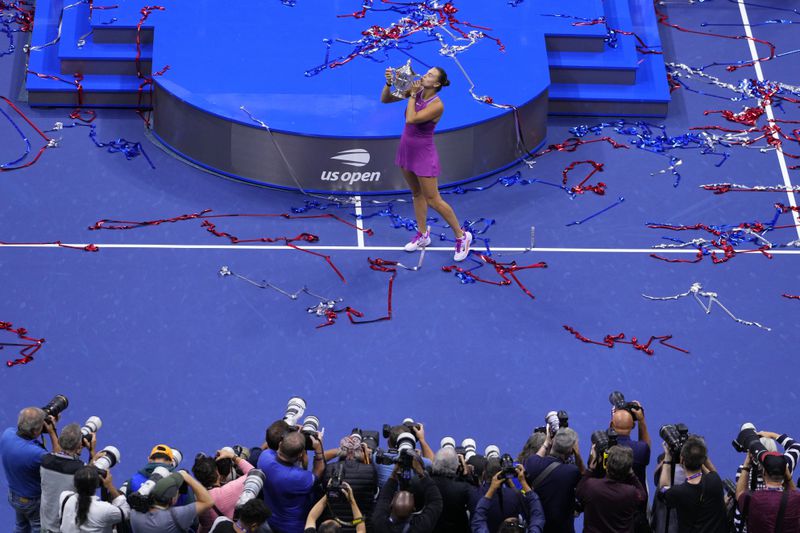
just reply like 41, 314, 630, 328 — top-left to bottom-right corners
605, 446, 633, 481
17, 407, 46, 437
432, 447, 459, 476
337, 446, 365, 462
550, 428, 577, 458
59, 423, 82, 452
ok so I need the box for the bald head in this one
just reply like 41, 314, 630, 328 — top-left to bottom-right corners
391, 490, 415, 521
611, 410, 634, 436
279, 431, 306, 462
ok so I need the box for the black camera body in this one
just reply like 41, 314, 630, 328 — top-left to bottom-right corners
591, 428, 619, 456
500, 454, 517, 479
609, 391, 642, 417
660, 423, 689, 455
326, 462, 346, 502
351, 428, 380, 450
382, 419, 419, 440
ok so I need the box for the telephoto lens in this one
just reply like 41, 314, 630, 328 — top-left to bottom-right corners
660, 424, 683, 454
81, 416, 102, 441
93, 446, 121, 473
609, 391, 627, 410
127, 465, 171, 513
171, 448, 183, 468
301, 416, 320, 435
500, 454, 517, 478
484, 445, 500, 459
396, 432, 417, 454
545, 411, 561, 436
283, 397, 307, 426
236, 469, 266, 509
326, 462, 346, 502
461, 439, 477, 461
440, 437, 456, 450
591, 430, 609, 453
41, 395, 69, 417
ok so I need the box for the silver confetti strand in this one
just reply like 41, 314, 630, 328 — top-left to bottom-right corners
643, 282, 771, 331
218, 265, 342, 307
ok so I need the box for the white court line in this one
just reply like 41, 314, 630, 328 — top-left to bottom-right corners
353, 195, 365, 248
1, 243, 799, 253
737, 0, 800, 240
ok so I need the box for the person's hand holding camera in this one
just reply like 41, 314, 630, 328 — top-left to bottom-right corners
630, 401, 645, 421
661, 441, 672, 463
757, 430, 781, 440
485, 472, 505, 500
515, 464, 533, 494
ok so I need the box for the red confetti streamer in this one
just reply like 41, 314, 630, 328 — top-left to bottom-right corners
0, 240, 98, 251
134, 5, 168, 127
562, 160, 606, 195
1, 321, 45, 367
0, 0, 34, 32
655, 7, 775, 71
442, 253, 547, 299
563, 325, 689, 356
572, 17, 662, 55
782, 294, 800, 300
26, 70, 96, 123
0, 95, 54, 171
89, 209, 374, 282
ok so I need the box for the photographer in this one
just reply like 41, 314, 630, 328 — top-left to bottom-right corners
472, 465, 544, 533
209, 499, 272, 533
258, 429, 326, 533
372, 454, 442, 533
58, 465, 129, 532
375, 423, 434, 488
40, 424, 93, 533
1, 406, 61, 532
121, 444, 180, 494
129, 470, 215, 532
733, 427, 800, 531
735, 452, 800, 531
320, 436, 377, 531
576, 445, 646, 532
471, 458, 527, 533
611, 401, 651, 489
304, 483, 366, 533
657, 436, 727, 532
249, 420, 292, 467
193, 447, 257, 533
427, 447, 473, 532
523, 428, 583, 533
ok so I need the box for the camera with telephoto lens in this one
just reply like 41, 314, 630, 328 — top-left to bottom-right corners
591, 429, 619, 457
460, 439, 477, 461
80, 416, 102, 446
41, 395, 69, 418
216, 446, 249, 481
660, 423, 690, 455
235, 469, 265, 512
351, 428, 380, 450
171, 448, 183, 468
283, 397, 307, 427
127, 465, 171, 512
375, 432, 418, 468
382, 418, 419, 439
609, 391, 642, 416
441, 437, 456, 450
485, 445, 501, 460
534, 410, 569, 435
500, 453, 517, 479
92, 446, 120, 476
300, 416, 321, 450
731, 423, 771, 464
326, 461, 347, 502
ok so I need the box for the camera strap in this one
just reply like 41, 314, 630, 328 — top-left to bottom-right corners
532, 461, 561, 490
774, 489, 790, 533
59, 492, 75, 528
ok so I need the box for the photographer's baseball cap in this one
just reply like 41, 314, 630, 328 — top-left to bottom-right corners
762, 452, 788, 478
149, 444, 174, 462
150, 472, 184, 504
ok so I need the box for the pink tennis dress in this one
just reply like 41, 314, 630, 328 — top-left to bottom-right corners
395, 90, 441, 177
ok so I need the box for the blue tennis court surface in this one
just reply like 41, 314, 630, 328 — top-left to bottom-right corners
1, 0, 800, 528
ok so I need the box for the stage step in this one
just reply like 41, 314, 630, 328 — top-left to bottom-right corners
548, 0, 669, 116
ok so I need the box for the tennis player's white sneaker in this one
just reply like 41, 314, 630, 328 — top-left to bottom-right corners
404, 227, 431, 252
453, 230, 472, 261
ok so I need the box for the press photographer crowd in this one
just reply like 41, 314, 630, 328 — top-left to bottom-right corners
1, 393, 799, 533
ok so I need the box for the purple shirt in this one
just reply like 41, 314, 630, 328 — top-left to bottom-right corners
738, 489, 800, 533
616, 435, 650, 488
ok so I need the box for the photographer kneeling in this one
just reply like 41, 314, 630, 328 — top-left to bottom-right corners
58, 465, 129, 533
657, 436, 727, 532
472, 465, 544, 533
576, 445, 646, 532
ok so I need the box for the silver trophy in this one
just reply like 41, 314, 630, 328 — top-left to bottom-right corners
389, 60, 420, 99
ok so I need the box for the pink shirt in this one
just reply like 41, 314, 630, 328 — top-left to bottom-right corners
198, 459, 255, 533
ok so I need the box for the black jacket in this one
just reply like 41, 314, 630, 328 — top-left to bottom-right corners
429, 475, 473, 533
321, 460, 377, 532
372, 476, 443, 533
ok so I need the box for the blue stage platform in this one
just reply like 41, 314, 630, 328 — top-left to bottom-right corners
24, 0, 669, 192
